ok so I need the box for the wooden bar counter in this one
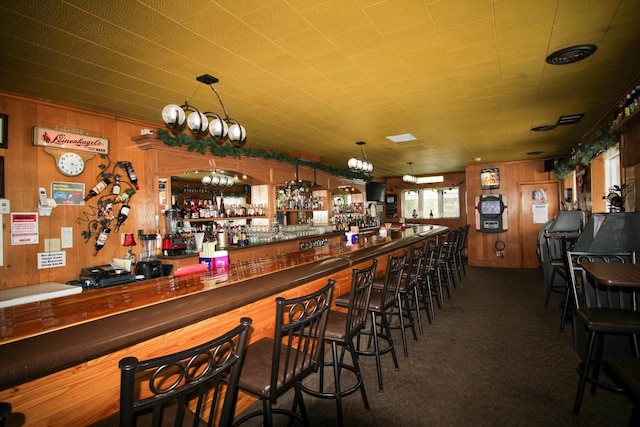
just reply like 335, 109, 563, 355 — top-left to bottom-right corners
0, 225, 446, 426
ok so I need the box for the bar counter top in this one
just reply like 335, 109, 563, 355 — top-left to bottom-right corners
0, 225, 446, 391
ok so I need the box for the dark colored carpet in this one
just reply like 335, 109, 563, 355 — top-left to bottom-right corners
239, 267, 633, 426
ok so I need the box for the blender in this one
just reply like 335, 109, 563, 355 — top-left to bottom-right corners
162, 209, 186, 256
134, 232, 163, 279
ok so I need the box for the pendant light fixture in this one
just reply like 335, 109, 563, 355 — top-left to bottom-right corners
403, 162, 417, 184
161, 74, 247, 147
348, 141, 374, 174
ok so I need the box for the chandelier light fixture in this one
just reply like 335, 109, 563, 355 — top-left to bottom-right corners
347, 141, 374, 174
403, 162, 418, 184
161, 74, 247, 147
201, 172, 235, 187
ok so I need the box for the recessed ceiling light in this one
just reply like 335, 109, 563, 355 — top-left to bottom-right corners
386, 133, 417, 143
527, 151, 543, 155
531, 125, 556, 132
546, 44, 597, 65
474, 157, 482, 162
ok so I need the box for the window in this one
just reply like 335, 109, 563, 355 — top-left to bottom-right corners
401, 187, 460, 219
604, 146, 620, 194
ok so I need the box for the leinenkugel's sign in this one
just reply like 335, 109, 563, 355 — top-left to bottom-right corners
32, 126, 109, 154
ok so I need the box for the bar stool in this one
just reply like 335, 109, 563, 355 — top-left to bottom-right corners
566, 251, 640, 415
337, 251, 407, 391
233, 280, 334, 427
420, 237, 442, 319
300, 259, 377, 427
90, 318, 252, 427
372, 243, 423, 357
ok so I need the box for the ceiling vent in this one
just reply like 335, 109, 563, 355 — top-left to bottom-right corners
557, 113, 585, 125
545, 45, 597, 65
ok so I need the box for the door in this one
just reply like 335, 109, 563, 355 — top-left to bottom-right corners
520, 181, 560, 269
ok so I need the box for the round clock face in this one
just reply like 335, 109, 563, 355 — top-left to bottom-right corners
57, 152, 85, 176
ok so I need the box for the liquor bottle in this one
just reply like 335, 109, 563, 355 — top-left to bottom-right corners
93, 227, 111, 256
84, 178, 111, 201
111, 176, 121, 195
155, 214, 162, 256
219, 192, 226, 218
114, 204, 130, 231
122, 162, 139, 190
114, 188, 136, 204
624, 93, 633, 117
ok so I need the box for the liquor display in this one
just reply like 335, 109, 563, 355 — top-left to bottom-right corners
93, 227, 111, 256
114, 204, 130, 231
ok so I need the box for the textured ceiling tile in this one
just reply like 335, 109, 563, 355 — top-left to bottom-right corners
439, 17, 496, 51
493, 0, 558, 27
364, 0, 431, 34
554, 0, 619, 24
276, 29, 336, 60
304, 51, 355, 74
241, 1, 313, 40
351, 47, 406, 73
330, 24, 388, 57
427, 0, 493, 30
495, 15, 555, 48
448, 41, 499, 68
301, 0, 371, 38
383, 21, 441, 55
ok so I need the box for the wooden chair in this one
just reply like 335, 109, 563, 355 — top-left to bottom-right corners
233, 280, 334, 427
92, 317, 252, 427
566, 251, 640, 415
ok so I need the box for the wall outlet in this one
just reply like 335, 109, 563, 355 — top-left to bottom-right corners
0, 198, 9, 214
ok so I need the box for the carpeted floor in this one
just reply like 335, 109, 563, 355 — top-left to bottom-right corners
237, 266, 633, 426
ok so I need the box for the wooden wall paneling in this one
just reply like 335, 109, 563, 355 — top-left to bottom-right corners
465, 159, 553, 269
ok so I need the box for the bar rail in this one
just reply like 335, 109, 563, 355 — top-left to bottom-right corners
0, 226, 446, 391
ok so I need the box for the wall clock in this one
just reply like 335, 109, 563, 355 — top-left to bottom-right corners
44, 146, 95, 177
58, 151, 85, 176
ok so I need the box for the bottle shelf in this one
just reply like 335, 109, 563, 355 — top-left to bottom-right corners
183, 216, 262, 222
610, 108, 640, 133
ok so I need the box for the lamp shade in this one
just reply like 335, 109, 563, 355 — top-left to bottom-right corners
187, 111, 208, 134
161, 104, 185, 129
122, 233, 137, 247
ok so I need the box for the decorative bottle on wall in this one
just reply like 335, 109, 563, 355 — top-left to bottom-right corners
93, 227, 111, 256
84, 178, 111, 201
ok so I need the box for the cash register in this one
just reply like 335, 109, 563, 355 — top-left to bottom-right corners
79, 265, 136, 289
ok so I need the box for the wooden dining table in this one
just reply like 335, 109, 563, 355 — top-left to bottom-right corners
580, 262, 640, 289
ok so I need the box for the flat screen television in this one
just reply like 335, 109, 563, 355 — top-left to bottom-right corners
366, 182, 386, 202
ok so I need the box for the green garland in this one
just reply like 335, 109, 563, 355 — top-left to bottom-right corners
553, 125, 620, 179
156, 129, 372, 182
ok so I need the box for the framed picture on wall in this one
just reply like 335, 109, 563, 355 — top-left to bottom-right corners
0, 114, 7, 149
480, 167, 500, 190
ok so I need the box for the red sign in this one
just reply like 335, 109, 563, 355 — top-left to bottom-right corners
32, 126, 109, 154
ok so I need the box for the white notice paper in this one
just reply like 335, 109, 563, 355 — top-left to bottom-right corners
532, 204, 549, 224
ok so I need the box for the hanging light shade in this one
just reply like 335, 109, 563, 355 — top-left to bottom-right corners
227, 120, 247, 147
161, 104, 186, 130
348, 141, 374, 174
161, 74, 247, 145
201, 175, 212, 185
